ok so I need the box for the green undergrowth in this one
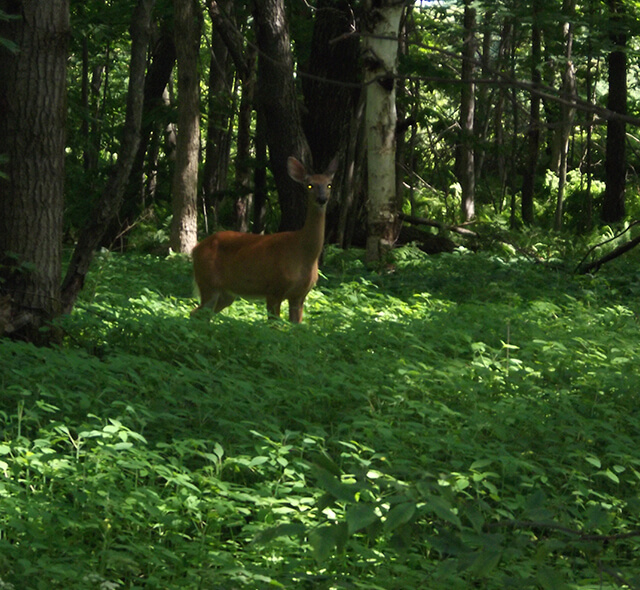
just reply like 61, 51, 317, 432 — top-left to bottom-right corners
1, 244, 640, 589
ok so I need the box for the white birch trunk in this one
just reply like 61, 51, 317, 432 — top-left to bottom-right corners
364, 1, 404, 264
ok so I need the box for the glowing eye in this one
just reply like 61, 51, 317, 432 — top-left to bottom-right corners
307, 184, 313, 190
327, 184, 332, 189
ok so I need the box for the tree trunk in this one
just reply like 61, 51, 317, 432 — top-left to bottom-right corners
494, 18, 512, 214
101, 27, 176, 248
363, 0, 404, 264
301, 0, 360, 171
235, 46, 257, 232
61, 0, 155, 314
253, 0, 311, 231
473, 7, 494, 182
337, 92, 367, 249
89, 60, 107, 174
553, 0, 577, 231
81, 30, 92, 172
583, 3, 598, 231
203, 0, 236, 222
252, 106, 268, 234
521, 0, 541, 226
0, 0, 69, 343
301, 0, 361, 243
602, 0, 627, 223
457, 0, 476, 222
508, 23, 519, 229
170, 0, 202, 253
132, 29, 176, 205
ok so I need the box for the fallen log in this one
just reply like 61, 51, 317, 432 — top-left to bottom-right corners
577, 232, 640, 274
398, 225, 457, 254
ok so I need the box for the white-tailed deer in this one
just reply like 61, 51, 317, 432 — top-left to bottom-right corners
191, 156, 338, 323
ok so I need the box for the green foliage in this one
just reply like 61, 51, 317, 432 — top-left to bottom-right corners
0, 8, 19, 54
2, 246, 640, 588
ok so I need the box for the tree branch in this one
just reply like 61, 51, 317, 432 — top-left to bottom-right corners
577, 231, 640, 274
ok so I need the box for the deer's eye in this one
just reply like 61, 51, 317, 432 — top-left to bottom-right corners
327, 184, 332, 190
307, 184, 314, 190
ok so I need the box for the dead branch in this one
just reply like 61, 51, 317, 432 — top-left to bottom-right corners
578, 233, 640, 274
576, 221, 640, 273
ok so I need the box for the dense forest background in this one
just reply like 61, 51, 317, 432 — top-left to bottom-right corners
2, 1, 640, 588
60, 0, 640, 241
2, 0, 640, 340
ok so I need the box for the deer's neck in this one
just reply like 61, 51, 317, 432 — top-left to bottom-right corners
299, 197, 326, 261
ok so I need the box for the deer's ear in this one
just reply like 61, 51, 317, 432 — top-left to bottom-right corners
325, 157, 339, 178
287, 156, 307, 184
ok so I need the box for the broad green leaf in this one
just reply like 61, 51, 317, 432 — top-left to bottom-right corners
598, 469, 620, 484
585, 455, 601, 468
426, 495, 461, 528
467, 549, 502, 577
383, 502, 416, 533
309, 523, 347, 562
313, 468, 357, 503
346, 503, 379, 534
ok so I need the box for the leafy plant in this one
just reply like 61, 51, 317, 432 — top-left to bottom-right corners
1, 245, 640, 588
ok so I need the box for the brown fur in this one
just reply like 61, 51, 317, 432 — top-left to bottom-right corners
191, 156, 338, 323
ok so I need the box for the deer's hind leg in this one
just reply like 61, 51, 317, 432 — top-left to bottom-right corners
213, 291, 235, 313
266, 296, 283, 320
191, 290, 235, 316
287, 296, 305, 323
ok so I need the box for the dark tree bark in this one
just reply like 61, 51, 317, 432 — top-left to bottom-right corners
583, 2, 598, 231
170, 0, 202, 253
301, 0, 360, 171
80, 30, 92, 172
234, 46, 257, 232
602, 0, 627, 223
101, 27, 176, 248
507, 22, 520, 229
473, 7, 494, 182
553, 0, 577, 231
337, 92, 367, 248
521, 0, 541, 226
61, 0, 155, 314
203, 0, 236, 223
493, 18, 513, 215
578, 231, 640, 274
253, 0, 311, 231
456, 0, 476, 222
0, 0, 69, 343
88, 59, 107, 174
132, 29, 176, 204
301, 0, 361, 243
142, 32, 177, 204
208, 1, 264, 232
252, 106, 268, 234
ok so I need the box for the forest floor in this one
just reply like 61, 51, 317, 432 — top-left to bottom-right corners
1, 241, 640, 589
